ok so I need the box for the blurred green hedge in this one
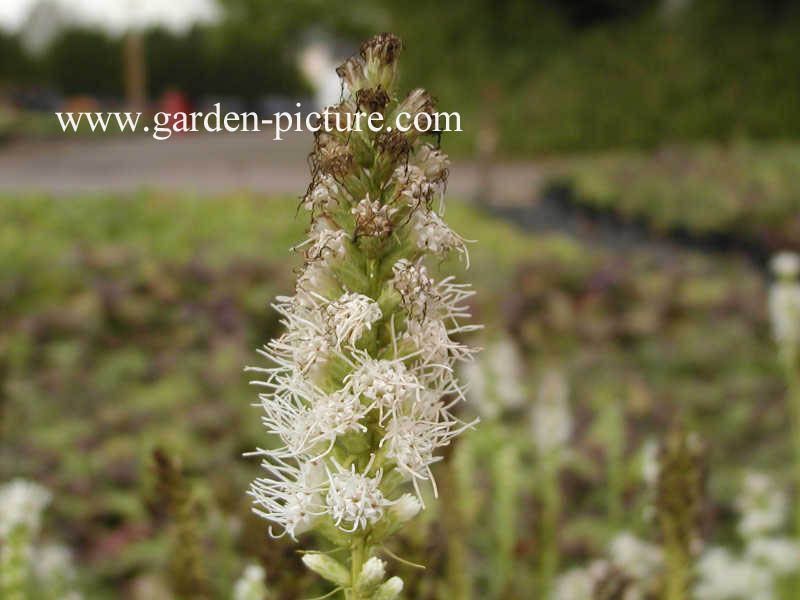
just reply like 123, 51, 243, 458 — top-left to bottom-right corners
386, 0, 800, 154
552, 141, 800, 248
2, 1, 799, 154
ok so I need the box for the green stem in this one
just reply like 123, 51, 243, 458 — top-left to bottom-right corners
664, 541, 688, 600
0, 525, 30, 600
346, 537, 366, 600
491, 443, 518, 598
606, 399, 624, 530
444, 442, 473, 600
539, 453, 561, 600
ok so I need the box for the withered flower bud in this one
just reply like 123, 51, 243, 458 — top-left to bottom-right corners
394, 88, 437, 138
414, 144, 450, 182
351, 195, 397, 238
313, 142, 354, 179
356, 86, 391, 114
336, 57, 366, 95
318, 100, 358, 135
360, 32, 403, 66
374, 129, 410, 160
398, 89, 435, 118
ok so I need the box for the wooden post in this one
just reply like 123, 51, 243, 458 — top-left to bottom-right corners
123, 30, 146, 111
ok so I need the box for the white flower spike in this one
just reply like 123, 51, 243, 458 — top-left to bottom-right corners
244, 32, 479, 599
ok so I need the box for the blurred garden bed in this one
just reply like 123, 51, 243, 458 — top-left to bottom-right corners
0, 192, 792, 598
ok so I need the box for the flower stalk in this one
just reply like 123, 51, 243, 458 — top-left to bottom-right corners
531, 369, 571, 599
442, 441, 475, 600
245, 33, 479, 599
656, 426, 705, 600
153, 448, 210, 600
0, 480, 54, 600
348, 538, 366, 600
490, 443, 519, 597
1, 524, 29, 600
769, 252, 800, 540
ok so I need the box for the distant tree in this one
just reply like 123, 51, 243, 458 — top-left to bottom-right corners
206, 31, 310, 99
146, 26, 210, 99
145, 24, 310, 102
552, 0, 658, 26
47, 28, 122, 97
0, 31, 37, 84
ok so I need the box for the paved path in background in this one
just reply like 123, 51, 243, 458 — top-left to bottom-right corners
1, 131, 763, 270
0, 130, 542, 203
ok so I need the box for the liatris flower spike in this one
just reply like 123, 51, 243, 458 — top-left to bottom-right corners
768, 251, 800, 539
244, 33, 480, 600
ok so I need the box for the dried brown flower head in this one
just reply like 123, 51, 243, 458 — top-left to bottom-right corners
360, 32, 403, 66
356, 86, 391, 114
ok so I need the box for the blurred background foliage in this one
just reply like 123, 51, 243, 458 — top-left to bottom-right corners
1, 0, 799, 152
0, 191, 791, 598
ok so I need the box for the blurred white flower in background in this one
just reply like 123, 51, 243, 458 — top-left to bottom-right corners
609, 531, 663, 582
553, 558, 650, 600
0, 478, 83, 600
463, 335, 525, 420
640, 438, 660, 488
34, 543, 75, 581
694, 472, 800, 600
489, 338, 526, 409
769, 251, 800, 346
233, 564, 268, 600
694, 547, 774, 600
0, 478, 52, 539
531, 368, 572, 454
461, 359, 489, 415
553, 567, 594, 600
736, 472, 788, 539
771, 251, 800, 279
746, 537, 800, 575
299, 39, 346, 110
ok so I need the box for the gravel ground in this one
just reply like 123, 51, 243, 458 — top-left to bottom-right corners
0, 129, 542, 203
